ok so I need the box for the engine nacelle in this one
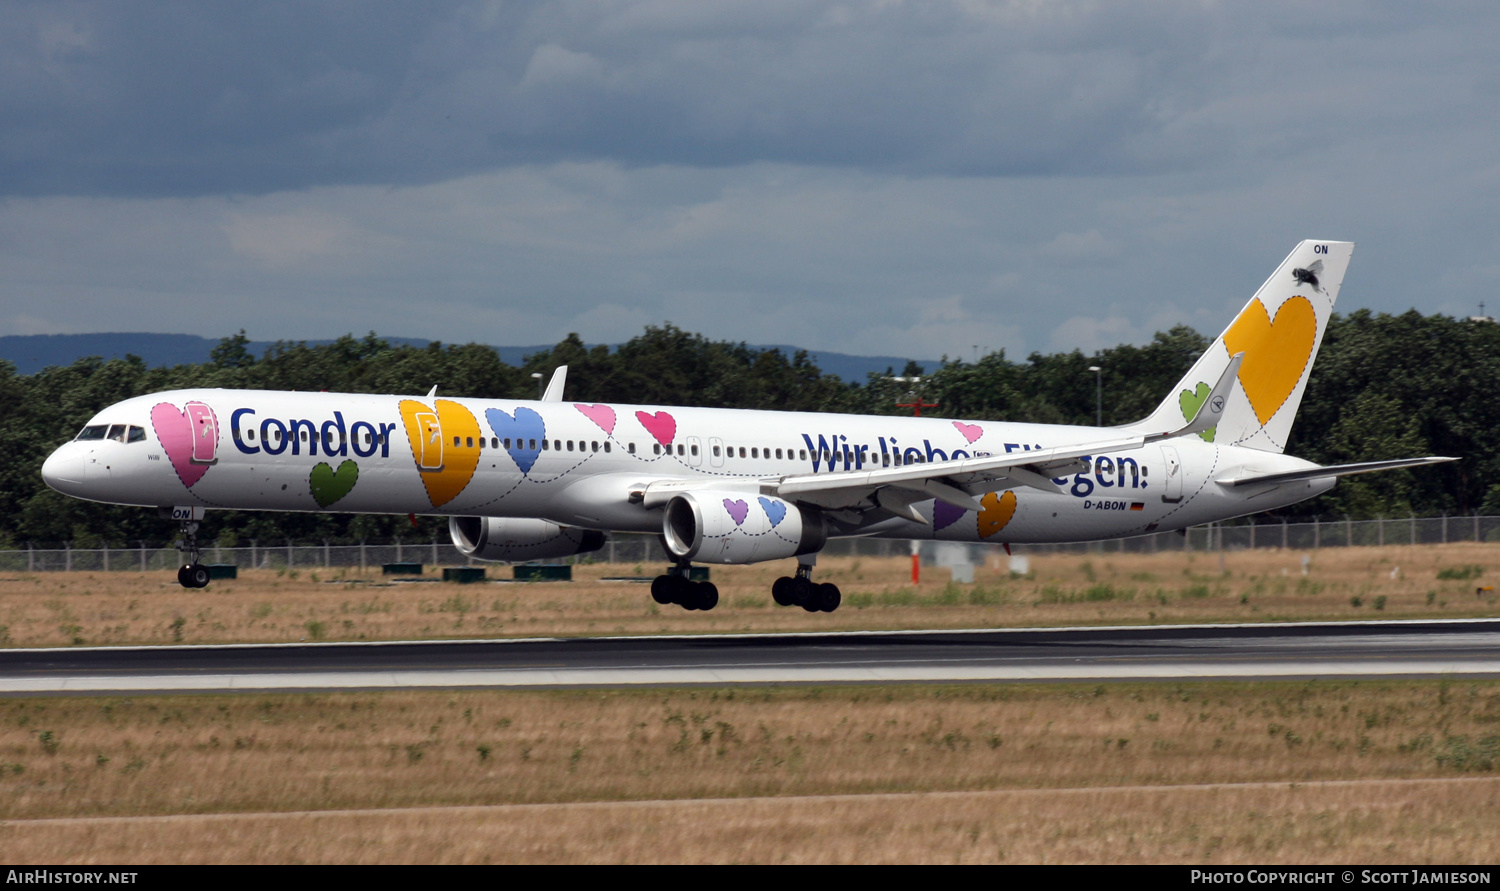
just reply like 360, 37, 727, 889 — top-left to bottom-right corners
449, 516, 606, 563
662, 491, 826, 565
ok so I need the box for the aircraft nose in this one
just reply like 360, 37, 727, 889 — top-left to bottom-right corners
41, 444, 86, 492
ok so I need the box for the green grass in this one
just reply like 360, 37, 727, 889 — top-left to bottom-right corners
1437, 564, 1484, 580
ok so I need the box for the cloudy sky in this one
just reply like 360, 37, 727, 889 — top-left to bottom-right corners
2, 1, 1496, 362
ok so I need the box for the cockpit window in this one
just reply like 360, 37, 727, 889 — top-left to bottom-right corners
77, 424, 147, 443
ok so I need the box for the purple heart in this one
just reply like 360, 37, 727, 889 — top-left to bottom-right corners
932, 500, 967, 532
723, 498, 749, 526
758, 496, 787, 527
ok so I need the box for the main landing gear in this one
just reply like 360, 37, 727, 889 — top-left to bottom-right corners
651, 564, 719, 611
175, 518, 210, 589
650, 559, 842, 614
771, 561, 841, 613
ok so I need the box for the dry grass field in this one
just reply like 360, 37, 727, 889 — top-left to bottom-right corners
1, 680, 1499, 862
2, 545, 1498, 863
4, 780, 1499, 865
0, 543, 1497, 648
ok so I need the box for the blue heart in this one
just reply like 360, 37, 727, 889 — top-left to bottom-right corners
758, 496, 787, 527
486, 407, 546, 475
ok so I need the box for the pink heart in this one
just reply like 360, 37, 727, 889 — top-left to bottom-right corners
574, 403, 616, 435
723, 498, 749, 526
151, 401, 217, 488
635, 410, 676, 446
952, 421, 983, 444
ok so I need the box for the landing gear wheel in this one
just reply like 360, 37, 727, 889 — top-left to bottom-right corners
772, 577, 795, 606
695, 582, 719, 611
178, 563, 210, 589
790, 577, 815, 609
650, 575, 674, 604
814, 583, 841, 613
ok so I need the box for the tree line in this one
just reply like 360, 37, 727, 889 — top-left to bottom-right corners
2, 311, 1495, 548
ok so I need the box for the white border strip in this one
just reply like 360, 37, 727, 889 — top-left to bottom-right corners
5, 660, 1500, 694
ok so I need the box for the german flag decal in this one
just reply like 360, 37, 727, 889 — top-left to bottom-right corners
1130, 502, 1145, 511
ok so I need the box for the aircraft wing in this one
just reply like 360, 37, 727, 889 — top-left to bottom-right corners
772, 436, 1132, 519
636, 355, 1240, 522
638, 430, 1150, 519
1215, 456, 1458, 488
762, 354, 1244, 522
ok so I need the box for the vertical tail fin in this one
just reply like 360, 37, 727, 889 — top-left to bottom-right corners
1130, 239, 1353, 453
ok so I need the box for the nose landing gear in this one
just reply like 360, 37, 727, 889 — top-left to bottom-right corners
650, 564, 719, 611
175, 518, 210, 589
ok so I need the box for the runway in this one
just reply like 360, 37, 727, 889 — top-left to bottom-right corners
2, 618, 1498, 694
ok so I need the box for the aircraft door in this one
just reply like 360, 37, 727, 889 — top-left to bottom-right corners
1160, 446, 1183, 503
415, 412, 444, 471
186, 402, 218, 464
708, 437, 725, 468
686, 435, 704, 467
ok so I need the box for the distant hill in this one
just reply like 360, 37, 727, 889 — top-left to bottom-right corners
0, 333, 934, 383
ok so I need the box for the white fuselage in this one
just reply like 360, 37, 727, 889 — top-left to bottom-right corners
41, 388, 1332, 546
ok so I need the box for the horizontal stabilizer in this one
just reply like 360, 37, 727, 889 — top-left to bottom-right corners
1216, 456, 1458, 488
1167, 353, 1241, 440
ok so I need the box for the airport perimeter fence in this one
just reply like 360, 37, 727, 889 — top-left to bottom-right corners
3, 514, 1500, 574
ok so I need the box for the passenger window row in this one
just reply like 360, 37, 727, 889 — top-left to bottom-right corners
710, 444, 812, 461
81, 420, 914, 470
233, 428, 390, 446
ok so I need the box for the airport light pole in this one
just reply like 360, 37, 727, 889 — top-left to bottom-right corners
531, 372, 544, 400
1087, 365, 1102, 427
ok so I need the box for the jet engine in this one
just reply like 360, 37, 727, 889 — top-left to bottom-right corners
661, 491, 826, 564
449, 516, 606, 563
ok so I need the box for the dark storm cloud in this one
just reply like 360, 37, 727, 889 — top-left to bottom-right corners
0, 1, 470, 195
5, 1, 1500, 359
12, 0, 1486, 197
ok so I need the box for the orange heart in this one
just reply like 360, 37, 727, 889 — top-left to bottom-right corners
399, 398, 482, 508
1222, 296, 1316, 425
977, 490, 1017, 539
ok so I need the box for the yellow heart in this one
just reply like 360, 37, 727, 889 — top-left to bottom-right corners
399, 398, 482, 508
977, 490, 1017, 539
1222, 295, 1317, 426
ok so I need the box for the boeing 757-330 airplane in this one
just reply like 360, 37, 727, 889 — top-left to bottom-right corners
41, 240, 1453, 612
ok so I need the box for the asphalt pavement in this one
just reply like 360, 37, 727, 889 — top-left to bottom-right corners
2, 618, 1498, 694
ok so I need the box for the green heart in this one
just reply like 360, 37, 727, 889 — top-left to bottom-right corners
1177, 382, 1217, 443
309, 459, 359, 507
